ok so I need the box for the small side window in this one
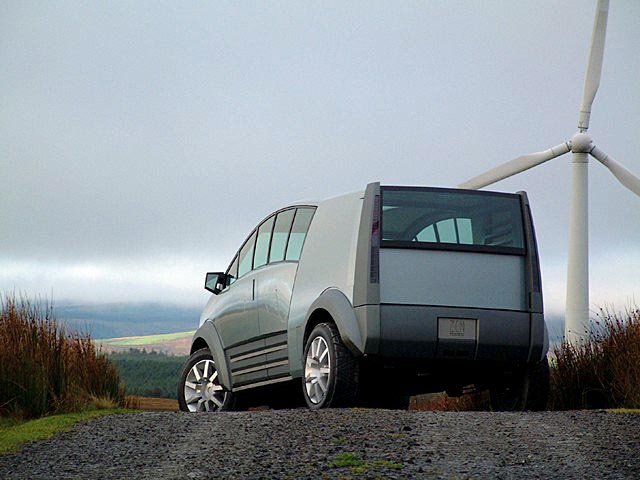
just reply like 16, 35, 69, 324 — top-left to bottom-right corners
285, 208, 315, 262
269, 209, 295, 263
254, 216, 275, 269
416, 224, 436, 242
238, 231, 257, 278
436, 219, 457, 243
226, 256, 239, 286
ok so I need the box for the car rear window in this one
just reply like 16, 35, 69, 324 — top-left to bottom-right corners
380, 187, 525, 255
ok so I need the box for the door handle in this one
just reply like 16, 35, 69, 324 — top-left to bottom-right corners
252, 278, 255, 301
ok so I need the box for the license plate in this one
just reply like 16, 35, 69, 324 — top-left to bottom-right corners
438, 318, 477, 341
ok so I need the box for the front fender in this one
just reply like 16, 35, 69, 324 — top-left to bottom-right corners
191, 321, 232, 391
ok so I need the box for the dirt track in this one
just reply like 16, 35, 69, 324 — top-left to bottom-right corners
1, 409, 639, 479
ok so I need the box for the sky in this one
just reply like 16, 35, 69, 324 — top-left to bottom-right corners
1, 0, 639, 316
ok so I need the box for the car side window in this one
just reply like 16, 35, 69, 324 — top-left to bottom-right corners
415, 217, 474, 245
226, 255, 239, 286
238, 230, 257, 278
269, 209, 295, 263
285, 208, 315, 262
254, 215, 275, 269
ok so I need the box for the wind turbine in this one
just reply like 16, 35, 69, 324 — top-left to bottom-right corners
458, 0, 640, 344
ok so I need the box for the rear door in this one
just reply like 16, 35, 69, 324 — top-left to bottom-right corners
379, 187, 527, 311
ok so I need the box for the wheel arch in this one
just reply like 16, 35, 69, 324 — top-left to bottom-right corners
298, 289, 364, 369
189, 321, 232, 390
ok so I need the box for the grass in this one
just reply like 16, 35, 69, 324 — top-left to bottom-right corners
411, 390, 491, 411
550, 306, 640, 410
127, 396, 179, 411
0, 409, 133, 454
411, 305, 640, 412
330, 453, 403, 473
0, 294, 125, 419
97, 330, 194, 346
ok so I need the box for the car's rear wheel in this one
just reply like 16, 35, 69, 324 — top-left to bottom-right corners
178, 348, 234, 412
302, 322, 359, 409
490, 357, 550, 411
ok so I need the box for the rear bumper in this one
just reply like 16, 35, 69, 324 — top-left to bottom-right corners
356, 303, 544, 364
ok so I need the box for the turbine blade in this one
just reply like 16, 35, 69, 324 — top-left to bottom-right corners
591, 146, 640, 197
578, 0, 609, 131
458, 142, 570, 190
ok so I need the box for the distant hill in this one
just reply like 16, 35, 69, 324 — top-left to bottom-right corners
545, 315, 564, 347
55, 302, 201, 338
98, 330, 194, 355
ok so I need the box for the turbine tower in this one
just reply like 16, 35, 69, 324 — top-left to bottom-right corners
458, 0, 640, 344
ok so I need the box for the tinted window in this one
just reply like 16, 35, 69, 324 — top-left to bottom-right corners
238, 230, 257, 278
254, 216, 275, 269
226, 255, 239, 286
269, 209, 295, 263
381, 188, 524, 252
285, 208, 315, 261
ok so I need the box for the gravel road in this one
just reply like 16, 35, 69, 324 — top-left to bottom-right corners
1, 410, 639, 479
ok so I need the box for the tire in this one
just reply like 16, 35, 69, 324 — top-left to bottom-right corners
302, 322, 359, 409
490, 357, 550, 412
178, 348, 234, 412
490, 372, 527, 412
357, 365, 411, 410
525, 356, 550, 411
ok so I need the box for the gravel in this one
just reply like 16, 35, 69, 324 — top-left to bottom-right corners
1, 410, 639, 479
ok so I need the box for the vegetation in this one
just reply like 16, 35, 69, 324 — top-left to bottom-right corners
412, 390, 491, 411
108, 349, 187, 399
0, 295, 125, 419
330, 453, 403, 473
550, 306, 640, 410
0, 409, 131, 454
412, 306, 640, 412
97, 330, 193, 347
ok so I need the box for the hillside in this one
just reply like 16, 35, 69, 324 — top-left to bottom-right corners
98, 330, 194, 355
108, 350, 187, 399
56, 302, 201, 339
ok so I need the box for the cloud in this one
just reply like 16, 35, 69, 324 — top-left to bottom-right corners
1, 1, 638, 312
0, 256, 214, 306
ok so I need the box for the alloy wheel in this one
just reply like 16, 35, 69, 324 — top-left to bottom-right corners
183, 359, 226, 412
304, 336, 331, 404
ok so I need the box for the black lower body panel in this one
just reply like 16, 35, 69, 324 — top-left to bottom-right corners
379, 304, 531, 363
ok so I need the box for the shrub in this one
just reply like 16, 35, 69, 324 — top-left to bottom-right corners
550, 306, 640, 410
0, 295, 125, 419
411, 390, 491, 411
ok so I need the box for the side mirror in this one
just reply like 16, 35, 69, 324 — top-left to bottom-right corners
205, 272, 227, 294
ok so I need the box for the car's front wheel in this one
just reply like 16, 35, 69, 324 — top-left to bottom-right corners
302, 322, 359, 409
178, 348, 234, 412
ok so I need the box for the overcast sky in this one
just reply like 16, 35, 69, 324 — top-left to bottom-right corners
1, 1, 639, 315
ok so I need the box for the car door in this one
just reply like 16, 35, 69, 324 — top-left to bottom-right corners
256, 207, 315, 380
210, 230, 267, 388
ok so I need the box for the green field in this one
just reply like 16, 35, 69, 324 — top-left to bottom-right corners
97, 330, 194, 346
0, 410, 133, 454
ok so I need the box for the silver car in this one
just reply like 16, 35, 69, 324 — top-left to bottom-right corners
178, 183, 549, 411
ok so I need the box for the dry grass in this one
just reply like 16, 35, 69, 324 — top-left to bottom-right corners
0, 294, 125, 419
411, 390, 491, 411
550, 306, 640, 410
127, 396, 179, 411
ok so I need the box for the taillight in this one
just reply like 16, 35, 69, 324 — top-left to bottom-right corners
370, 194, 380, 283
